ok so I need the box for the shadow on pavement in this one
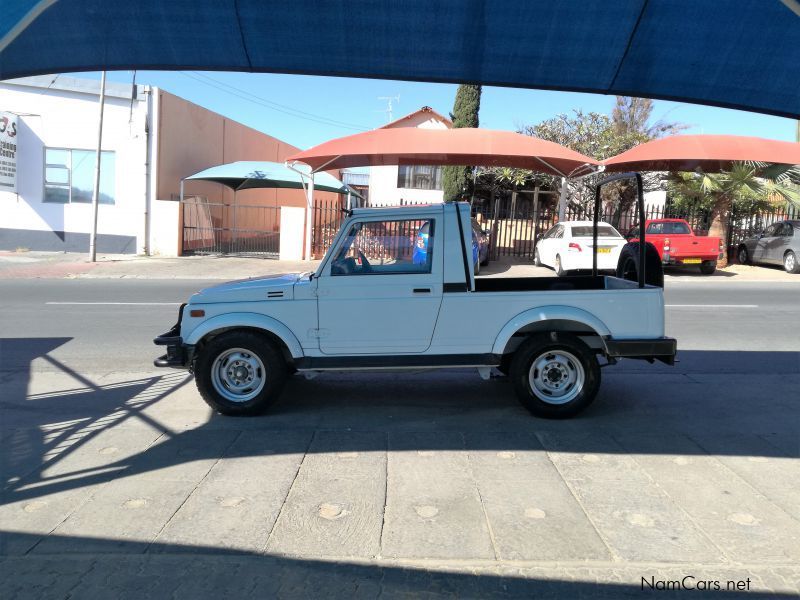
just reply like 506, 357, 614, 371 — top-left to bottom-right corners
1, 340, 797, 508
0, 531, 790, 599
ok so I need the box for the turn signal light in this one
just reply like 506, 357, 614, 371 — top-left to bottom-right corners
568, 242, 582, 252
190, 309, 205, 317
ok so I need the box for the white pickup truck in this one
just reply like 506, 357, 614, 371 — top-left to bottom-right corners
155, 201, 676, 419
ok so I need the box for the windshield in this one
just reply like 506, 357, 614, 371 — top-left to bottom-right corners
647, 222, 691, 235
571, 225, 622, 238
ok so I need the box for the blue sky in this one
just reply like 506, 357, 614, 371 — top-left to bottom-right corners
96, 70, 797, 151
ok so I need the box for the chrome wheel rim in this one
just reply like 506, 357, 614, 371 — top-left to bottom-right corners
211, 348, 266, 403
529, 350, 585, 405
786, 253, 795, 271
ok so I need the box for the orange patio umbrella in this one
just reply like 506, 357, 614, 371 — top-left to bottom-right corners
603, 135, 800, 173
287, 128, 599, 177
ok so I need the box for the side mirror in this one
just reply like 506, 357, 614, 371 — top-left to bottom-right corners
535, 233, 544, 242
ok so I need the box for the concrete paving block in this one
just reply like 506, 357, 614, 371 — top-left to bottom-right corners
535, 432, 652, 484
126, 429, 240, 482
566, 479, 724, 563
463, 432, 564, 481
205, 430, 311, 483
37, 424, 164, 480
266, 432, 386, 558
476, 478, 611, 561
618, 433, 800, 563
153, 478, 291, 553
382, 432, 495, 560
0, 484, 100, 555
32, 478, 197, 554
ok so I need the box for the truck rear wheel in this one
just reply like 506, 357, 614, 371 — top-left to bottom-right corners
699, 260, 717, 275
509, 333, 600, 419
195, 331, 288, 416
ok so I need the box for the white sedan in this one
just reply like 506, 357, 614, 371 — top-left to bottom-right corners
535, 220, 627, 276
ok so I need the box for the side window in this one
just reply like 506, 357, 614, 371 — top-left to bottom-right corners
646, 222, 664, 234
330, 219, 435, 276
781, 223, 793, 237
763, 224, 778, 237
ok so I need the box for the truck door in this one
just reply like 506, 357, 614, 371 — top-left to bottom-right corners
316, 216, 443, 355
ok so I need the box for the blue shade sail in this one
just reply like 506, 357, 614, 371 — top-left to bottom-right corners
1, 1, 799, 119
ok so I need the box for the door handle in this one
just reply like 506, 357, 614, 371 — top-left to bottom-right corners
413, 288, 431, 294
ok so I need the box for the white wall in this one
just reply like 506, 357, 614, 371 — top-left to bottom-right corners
367, 113, 450, 206
0, 78, 150, 253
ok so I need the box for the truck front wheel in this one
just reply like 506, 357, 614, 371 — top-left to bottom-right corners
195, 331, 288, 416
509, 333, 600, 419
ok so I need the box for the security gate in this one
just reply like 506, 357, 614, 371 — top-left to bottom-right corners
181, 197, 280, 257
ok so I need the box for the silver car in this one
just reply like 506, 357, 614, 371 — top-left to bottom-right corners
737, 220, 800, 274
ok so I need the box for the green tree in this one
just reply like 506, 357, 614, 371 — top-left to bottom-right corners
442, 84, 481, 202
612, 97, 688, 138
667, 163, 800, 266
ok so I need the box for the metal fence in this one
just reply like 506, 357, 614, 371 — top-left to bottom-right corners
311, 194, 799, 261
182, 197, 280, 257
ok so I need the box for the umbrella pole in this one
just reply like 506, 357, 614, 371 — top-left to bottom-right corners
305, 176, 314, 261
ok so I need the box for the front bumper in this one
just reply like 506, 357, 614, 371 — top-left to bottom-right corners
605, 337, 677, 365
154, 303, 192, 369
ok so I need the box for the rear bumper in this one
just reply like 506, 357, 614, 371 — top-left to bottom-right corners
605, 337, 677, 365
663, 255, 720, 265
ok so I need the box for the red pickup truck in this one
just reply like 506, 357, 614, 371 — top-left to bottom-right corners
626, 219, 724, 275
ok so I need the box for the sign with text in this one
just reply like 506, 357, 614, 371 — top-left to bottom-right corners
0, 111, 18, 192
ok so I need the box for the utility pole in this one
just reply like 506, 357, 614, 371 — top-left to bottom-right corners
89, 71, 107, 262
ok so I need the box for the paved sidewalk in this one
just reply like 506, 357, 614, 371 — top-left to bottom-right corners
2, 251, 798, 281
2, 364, 799, 598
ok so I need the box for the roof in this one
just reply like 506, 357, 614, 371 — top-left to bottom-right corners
1, 1, 798, 119
603, 135, 800, 172
288, 127, 598, 177
379, 107, 453, 130
184, 161, 352, 194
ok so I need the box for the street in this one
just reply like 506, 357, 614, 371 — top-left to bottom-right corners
1, 277, 799, 598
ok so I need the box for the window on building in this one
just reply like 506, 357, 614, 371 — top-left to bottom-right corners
44, 148, 116, 204
397, 165, 442, 190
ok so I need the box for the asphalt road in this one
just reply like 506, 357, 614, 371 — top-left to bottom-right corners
0, 278, 797, 374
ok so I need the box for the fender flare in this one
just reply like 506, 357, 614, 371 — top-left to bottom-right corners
491, 305, 611, 355
183, 312, 304, 358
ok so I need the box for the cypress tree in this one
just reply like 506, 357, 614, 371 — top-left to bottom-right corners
442, 84, 481, 202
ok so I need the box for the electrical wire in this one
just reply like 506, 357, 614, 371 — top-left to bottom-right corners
178, 71, 369, 132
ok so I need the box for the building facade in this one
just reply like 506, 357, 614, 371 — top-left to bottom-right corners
0, 76, 339, 256
367, 107, 452, 206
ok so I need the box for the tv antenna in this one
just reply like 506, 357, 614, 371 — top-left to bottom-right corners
376, 95, 400, 122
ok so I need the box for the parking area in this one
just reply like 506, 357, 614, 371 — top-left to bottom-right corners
1, 276, 799, 598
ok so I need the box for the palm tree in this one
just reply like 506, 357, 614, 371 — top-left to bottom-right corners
668, 162, 800, 267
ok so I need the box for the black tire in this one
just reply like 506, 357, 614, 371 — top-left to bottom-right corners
555, 254, 565, 276
534, 248, 542, 267
195, 331, 288, 416
509, 333, 600, 419
615, 242, 664, 287
737, 245, 751, 265
699, 260, 716, 275
784, 251, 800, 274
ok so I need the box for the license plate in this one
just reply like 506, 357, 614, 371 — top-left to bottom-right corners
682, 258, 701, 264
597, 248, 611, 254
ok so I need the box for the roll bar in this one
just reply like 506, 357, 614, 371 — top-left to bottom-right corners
592, 172, 646, 288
